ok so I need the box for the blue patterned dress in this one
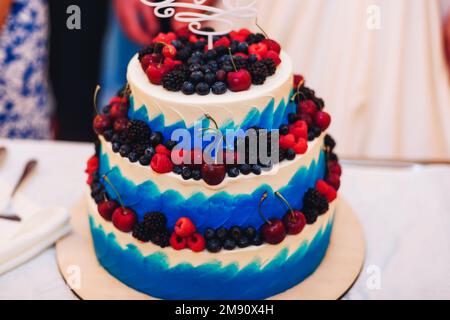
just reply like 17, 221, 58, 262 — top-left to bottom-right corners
0, 0, 52, 139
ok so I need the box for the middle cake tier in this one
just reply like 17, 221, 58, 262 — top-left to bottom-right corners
97, 132, 326, 232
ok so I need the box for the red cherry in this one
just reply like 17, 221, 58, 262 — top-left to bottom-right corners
140, 55, 154, 70
146, 64, 168, 85
113, 118, 129, 133
201, 163, 226, 186
93, 115, 112, 135
215, 70, 227, 82
151, 154, 174, 174
162, 44, 177, 59
293, 138, 308, 155
227, 69, 252, 92
98, 200, 119, 221
187, 233, 206, 252
314, 111, 331, 131
110, 103, 128, 120
299, 100, 317, 116
293, 74, 304, 88
328, 161, 342, 176
174, 217, 196, 238
327, 173, 341, 191
283, 210, 306, 235
262, 219, 286, 245
265, 50, 282, 66
262, 39, 281, 54
112, 207, 137, 233
155, 144, 171, 156
249, 42, 268, 57
170, 233, 187, 250
279, 133, 296, 149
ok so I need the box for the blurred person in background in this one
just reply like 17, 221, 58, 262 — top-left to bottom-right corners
0, 0, 53, 139
247, 0, 450, 159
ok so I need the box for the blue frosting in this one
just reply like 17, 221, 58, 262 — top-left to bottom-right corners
99, 149, 326, 232
128, 91, 297, 142
89, 213, 334, 300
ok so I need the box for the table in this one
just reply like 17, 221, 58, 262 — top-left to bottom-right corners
0, 138, 449, 300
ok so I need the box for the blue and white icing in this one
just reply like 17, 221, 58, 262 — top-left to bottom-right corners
87, 196, 336, 300
97, 134, 326, 232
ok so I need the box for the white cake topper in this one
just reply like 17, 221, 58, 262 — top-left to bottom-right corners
140, 0, 258, 49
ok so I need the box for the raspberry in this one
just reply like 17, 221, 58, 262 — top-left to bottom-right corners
293, 138, 308, 155
151, 154, 174, 173
155, 144, 171, 156
279, 134, 296, 149
170, 233, 187, 250
187, 233, 206, 252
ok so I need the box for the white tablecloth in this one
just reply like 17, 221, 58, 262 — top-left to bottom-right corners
0, 138, 449, 300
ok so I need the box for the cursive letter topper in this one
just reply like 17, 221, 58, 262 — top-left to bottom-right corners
141, 0, 258, 49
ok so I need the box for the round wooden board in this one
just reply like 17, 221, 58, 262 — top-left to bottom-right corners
56, 198, 365, 300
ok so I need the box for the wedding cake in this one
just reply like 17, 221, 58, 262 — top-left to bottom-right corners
85, 26, 342, 299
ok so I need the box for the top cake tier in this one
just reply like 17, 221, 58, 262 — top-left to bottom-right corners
127, 52, 294, 138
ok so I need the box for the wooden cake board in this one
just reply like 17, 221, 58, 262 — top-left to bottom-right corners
56, 198, 365, 300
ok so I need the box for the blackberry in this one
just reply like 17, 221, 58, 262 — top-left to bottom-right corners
151, 230, 170, 248
303, 189, 329, 216
303, 207, 319, 225
132, 223, 152, 242
162, 68, 188, 92
143, 212, 167, 233
248, 61, 268, 85
324, 134, 336, 151
262, 58, 277, 76
246, 33, 266, 44
132, 142, 149, 157
127, 120, 151, 143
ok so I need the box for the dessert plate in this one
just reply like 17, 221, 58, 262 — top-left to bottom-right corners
56, 198, 365, 300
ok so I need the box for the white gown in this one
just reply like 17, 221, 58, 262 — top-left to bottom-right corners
218, 0, 450, 159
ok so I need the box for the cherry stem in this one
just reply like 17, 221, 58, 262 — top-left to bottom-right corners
205, 113, 219, 130
93, 85, 101, 114
291, 79, 306, 102
103, 175, 125, 208
228, 48, 238, 72
258, 191, 271, 224
255, 17, 270, 39
275, 191, 294, 216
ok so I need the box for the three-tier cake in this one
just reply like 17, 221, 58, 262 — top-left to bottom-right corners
85, 28, 342, 299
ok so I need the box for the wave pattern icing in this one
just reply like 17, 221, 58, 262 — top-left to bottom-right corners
128, 91, 297, 141
89, 213, 333, 300
98, 149, 326, 231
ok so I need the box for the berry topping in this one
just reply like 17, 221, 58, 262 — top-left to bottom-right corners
206, 238, 222, 253
170, 233, 187, 250
314, 111, 331, 131
93, 115, 112, 135
227, 69, 252, 92
187, 233, 206, 252
132, 223, 152, 242
97, 200, 119, 221
174, 217, 196, 238
151, 154, 174, 174
201, 163, 226, 186
112, 207, 137, 233
262, 219, 286, 245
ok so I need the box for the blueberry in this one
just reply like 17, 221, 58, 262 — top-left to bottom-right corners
215, 45, 228, 56
204, 72, 216, 85
252, 165, 262, 175
196, 82, 211, 95
171, 40, 183, 49
216, 227, 228, 241
248, 54, 258, 63
286, 148, 296, 161
212, 82, 227, 95
238, 42, 249, 54
222, 63, 234, 73
227, 166, 240, 178
288, 113, 299, 124
182, 166, 192, 180
237, 236, 250, 248
165, 140, 178, 150
103, 130, 113, 142
245, 227, 257, 239
149, 132, 163, 147
188, 56, 202, 65
91, 183, 103, 195
206, 239, 222, 253
252, 233, 264, 246
128, 152, 140, 163
207, 60, 219, 72
94, 192, 106, 204
119, 144, 131, 157
194, 41, 205, 51
206, 49, 217, 60
192, 169, 202, 181
182, 81, 195, 95
312, 126, 322, 138
279, 149, 286, 162
308, 131, 315, 141
112, 142, 121, 153
189, 63, 202, 73
172, 165, 183, 175
176, 49, 190, 62
190, 71, 204, 83
229, 226, 242, 241
144, 146, 156, 156
223, 238, 237, 251
279, 125, 289, 136
111, 133, 121, 143
204, 228, 216, 241
239, 164, 252, 175
259, 160, 273, 169
139, 154, 152, 166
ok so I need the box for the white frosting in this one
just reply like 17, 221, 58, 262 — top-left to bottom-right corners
87, 193, 336, 269
100, 133, 324, 197
127, 52, 293, 128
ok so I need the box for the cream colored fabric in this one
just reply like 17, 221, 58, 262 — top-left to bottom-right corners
220, 0, 450, 159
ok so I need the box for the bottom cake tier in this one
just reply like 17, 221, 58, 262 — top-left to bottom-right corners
87, 195, 336, 300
